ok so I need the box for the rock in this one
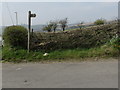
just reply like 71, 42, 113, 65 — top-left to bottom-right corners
43, 53, 48, 56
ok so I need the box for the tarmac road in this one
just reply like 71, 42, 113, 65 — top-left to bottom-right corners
2, 58, 118, 88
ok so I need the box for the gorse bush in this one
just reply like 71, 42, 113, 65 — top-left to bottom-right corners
3, 26, 28, 49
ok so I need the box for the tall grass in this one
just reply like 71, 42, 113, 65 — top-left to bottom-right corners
2, 43, 119, 63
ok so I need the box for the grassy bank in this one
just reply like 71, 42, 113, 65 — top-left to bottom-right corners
2, 23, 119, 63
2, 43, 119, 63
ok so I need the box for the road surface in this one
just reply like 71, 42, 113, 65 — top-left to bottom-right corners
2, 58, 118, 88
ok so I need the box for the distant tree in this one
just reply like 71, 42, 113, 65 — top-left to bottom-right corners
50, 21, 58, 32
43, 23, 53, 32
77, 21, 84, 29
94, 19, 106, 25
59, 18, 68, 31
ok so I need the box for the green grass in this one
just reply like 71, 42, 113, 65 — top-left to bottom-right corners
2, 35, 119, 63
2, 44, 119, 63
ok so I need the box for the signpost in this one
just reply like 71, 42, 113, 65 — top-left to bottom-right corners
28, 11, 36, 53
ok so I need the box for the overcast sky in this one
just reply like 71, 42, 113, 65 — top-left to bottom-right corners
2, 2, 118, 26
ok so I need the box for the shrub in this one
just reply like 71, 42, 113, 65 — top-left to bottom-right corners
3, 26, 28, 49
110, 34, 120, 50
94, 19, 106, 25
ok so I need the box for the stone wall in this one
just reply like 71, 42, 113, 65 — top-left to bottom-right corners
31, 23, 118, 51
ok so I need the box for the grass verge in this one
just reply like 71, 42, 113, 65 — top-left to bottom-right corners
2, 44, 119, 63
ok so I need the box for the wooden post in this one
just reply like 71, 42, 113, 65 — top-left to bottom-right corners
28, 11, 31, 53
27, 11, 36, 53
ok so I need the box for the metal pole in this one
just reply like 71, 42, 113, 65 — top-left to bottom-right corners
28, 11, 31, 53
14, 12, 18, 25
